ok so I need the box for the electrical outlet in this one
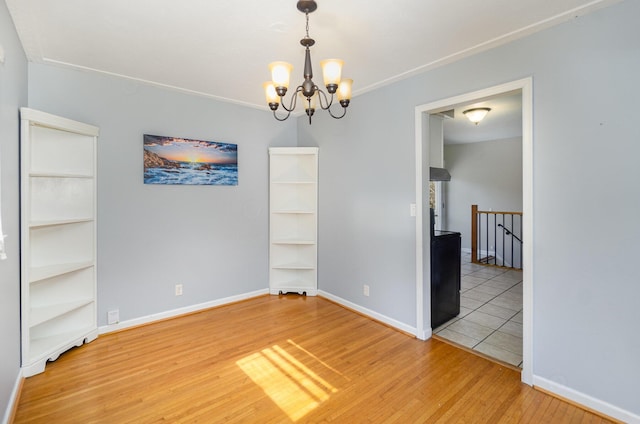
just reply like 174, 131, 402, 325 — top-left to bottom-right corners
175, 284, 183, 296
107, 309, 119, 325
363, 284, 370, 296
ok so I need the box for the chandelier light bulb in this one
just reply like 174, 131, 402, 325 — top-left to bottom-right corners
269, 62, 293, 91
320, 59, 344, 92
337, 79, 353, 103
263, 82, 280, 107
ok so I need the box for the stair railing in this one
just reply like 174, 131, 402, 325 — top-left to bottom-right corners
471, 204, 523, 270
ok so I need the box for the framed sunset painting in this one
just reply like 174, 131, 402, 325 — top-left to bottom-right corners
143, 134, 238, 185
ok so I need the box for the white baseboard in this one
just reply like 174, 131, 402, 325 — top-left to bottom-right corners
420, 327, 433, 341
533, 375, 640, 424
2, 369, 23, 424
100, 288, 418, 338
318, 290, 417, 336
98, 289, 269, 334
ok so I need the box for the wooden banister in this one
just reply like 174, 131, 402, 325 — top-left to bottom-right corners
471, 204, 478, 264
475, 209, 523, 216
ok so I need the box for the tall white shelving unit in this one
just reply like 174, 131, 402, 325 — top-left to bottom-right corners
269, 147, 318, 296
20, 108, 99, 377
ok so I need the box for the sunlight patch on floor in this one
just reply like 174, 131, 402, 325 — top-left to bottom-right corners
236, 340, 339, 421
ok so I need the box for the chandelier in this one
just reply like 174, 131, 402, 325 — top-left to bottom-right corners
263, 0, 353, 124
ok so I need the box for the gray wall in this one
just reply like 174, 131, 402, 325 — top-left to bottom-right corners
27, 64, 297, 326
444, 137, 523, 250
0, 0, 27, 418
298, 82, 419, 326
300, 0, 640, 416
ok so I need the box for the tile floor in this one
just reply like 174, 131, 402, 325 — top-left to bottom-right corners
434, 251, 524, 367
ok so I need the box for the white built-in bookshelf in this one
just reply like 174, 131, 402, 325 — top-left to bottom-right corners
20, 108, 99, 377
269, 147, 318, 296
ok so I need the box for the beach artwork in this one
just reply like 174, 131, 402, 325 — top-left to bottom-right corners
143, 134, 238, 185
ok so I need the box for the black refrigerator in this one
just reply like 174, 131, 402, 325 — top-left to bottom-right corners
431, 229, 461, 329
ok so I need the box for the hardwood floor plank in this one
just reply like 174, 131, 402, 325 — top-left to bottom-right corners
14, 295, 615, 423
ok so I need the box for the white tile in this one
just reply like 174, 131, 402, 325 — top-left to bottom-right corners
484, 331, 523, 355
462, 263, 486, 272
482, 267, 508, 276
472, 284, 506, 296
461, 266, 485, 275
447, 319, 494, 340
433, 318, 458, 334
498, 291, 522, 302
488, 296, 522, 311
461, 289, 496, 303
460, 296, 485, 310
463, 311, 507, 330
499, 321, 523, 338
436, 329, 479, 349
477, 303, 519, 320
462, 275, 488, 285
474, 341, 522, 367
504, 270, 523, 279
490, 274, 522, 283
461, 282, 477, 292
482, 279, 517, 290
468, 270, 502, 279
511, 311, 524, 323
438, 328, 479, 349
458, 306, 473, 318
507, 285, 523, 296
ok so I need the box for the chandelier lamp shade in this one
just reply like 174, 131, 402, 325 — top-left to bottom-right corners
263, 0, 353, 124
463, 107, 491, 125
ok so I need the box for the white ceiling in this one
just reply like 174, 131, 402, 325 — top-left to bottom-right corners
6, 0, 619, 134
442, 92, 523, 144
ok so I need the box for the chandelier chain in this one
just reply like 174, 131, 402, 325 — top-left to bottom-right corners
305, 13, 310, 38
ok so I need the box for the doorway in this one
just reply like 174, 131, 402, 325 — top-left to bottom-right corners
414, 78, 533, 384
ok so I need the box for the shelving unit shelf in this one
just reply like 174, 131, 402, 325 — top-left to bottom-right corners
269, 147, 318, 296
20, 108, 99, 377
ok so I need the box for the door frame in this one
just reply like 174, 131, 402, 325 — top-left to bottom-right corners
414, 77, 533, 384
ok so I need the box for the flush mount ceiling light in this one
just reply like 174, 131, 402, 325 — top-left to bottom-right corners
263, 0, 353, 125
463, 107, 491, 125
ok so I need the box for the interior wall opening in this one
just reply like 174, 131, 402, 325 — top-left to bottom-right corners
430, 91, 524, 368
414, 77, 533, 385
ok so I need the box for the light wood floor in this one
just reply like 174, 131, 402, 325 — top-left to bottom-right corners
14, 295, 614, 423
